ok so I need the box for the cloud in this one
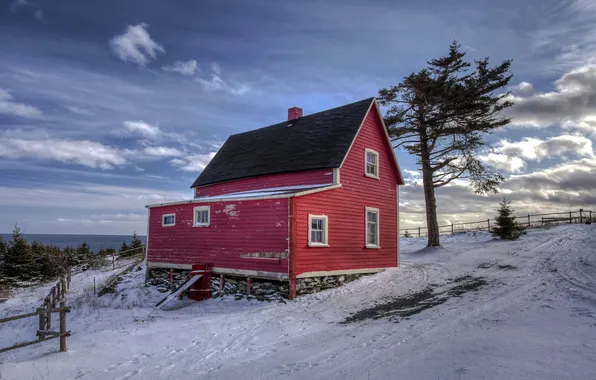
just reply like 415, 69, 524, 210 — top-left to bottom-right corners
504, 158, 596, 204
481, 135, 594, 173
162, 59, 198, 76
142, 146, 183, 157
0, 88, 42, 118
499, 135, 594, 160
121, 120, 161, 138
403, 169, 420, 177
170, 152, 216, 172
33, 8, 43, 23
9, 0, 28, 12
0, 131, 127, 169
117, 120, 186, 144
110, 23, 164, 66
195, 63, 249, 95
56, 213, 146, 226
0, 183, 187, 211
480, 153, 525, 173
513, 81, 534, 95
506, 64, 596, 129
529, 0, 596, 72
66, 105, 94, 116
398, 156, 596, 229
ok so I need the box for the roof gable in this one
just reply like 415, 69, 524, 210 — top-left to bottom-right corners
191, 98, 374, 188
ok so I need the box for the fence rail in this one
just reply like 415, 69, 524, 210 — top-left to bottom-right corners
400, 209, 595, 237
0, 269, 72, 353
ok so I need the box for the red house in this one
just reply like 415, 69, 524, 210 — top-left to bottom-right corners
146, 97, 404, 298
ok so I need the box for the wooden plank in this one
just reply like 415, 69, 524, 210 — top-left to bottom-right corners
155, 274, 203, 309
37, 330, 61, 337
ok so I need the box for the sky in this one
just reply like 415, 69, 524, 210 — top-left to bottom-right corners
1, 0, 595, 235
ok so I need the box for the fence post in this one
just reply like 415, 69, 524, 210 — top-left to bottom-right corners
112, 251, 115, 270
67, 268, 71, 290
37, 307, 46, 341
569, 211, 573, 224
418, 227, 421, 237
94, 277, 96, 296
59, 300, 67, 352
51, 287, 56, 308
527, 214, 531, 227
580, 209, 583, 223
451, 224, 454, 234
45, 299, 52, 330
61, 278, 67, 296
487, 219, 490, 232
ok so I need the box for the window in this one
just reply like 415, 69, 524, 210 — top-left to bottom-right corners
162, 213, 175, 227
193, 205, 210, 227
365, 207, 380, 248
308, 214, 329, 247
365, 148, 379, 179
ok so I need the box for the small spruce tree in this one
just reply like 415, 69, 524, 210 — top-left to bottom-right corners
120, 233, 143, 257
130, 232, 143, 250
4, 224, 38, 281
119, 241, 129, 253
0, 236, 8, 277
75, 242, 93, 264
492, 198, 526, 240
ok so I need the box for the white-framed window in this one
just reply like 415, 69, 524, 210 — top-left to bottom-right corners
365, 148, 379, 179
365, 207, 380, 248
308, 214, 329, 247
193, 205, 210, 227
162, 213, 175, 227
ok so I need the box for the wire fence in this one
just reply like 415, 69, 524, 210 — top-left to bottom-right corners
400, 209, 595, 238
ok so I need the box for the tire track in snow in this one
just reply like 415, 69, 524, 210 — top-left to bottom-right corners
529, 226, 596, 301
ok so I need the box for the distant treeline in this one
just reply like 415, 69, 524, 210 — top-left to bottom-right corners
0, 224, 143, 285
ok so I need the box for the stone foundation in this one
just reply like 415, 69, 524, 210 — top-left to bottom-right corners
295, 274, 366, 295
147, 268, 370, 300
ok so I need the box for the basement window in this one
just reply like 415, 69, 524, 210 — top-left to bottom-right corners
193, 205, 210, 227
365, 148, 379, 179
308, 214, 329, 247
365, 207, 380, 248
162, 213, 175, 227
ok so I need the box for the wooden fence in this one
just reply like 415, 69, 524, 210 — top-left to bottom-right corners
400, 209, 595, 237
0, 269, 72, 353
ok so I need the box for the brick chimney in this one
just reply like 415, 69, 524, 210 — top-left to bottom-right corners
288, 107, 302, 120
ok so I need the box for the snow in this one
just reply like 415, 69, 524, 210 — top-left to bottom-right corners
1, 224, 596, 380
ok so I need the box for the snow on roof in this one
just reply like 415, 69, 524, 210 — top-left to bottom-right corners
145, 184, 339, 208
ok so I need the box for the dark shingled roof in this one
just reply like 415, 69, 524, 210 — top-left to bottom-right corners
191, 97, 375, 188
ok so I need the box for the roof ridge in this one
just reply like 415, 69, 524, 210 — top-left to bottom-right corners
230, 97, 375, 138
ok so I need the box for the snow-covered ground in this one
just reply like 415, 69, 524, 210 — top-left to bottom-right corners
1, 224, 596, 380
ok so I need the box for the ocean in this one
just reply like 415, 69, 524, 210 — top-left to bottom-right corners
0, 234, 147, 251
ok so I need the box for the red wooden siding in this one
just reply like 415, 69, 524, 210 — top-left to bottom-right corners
294, 107, 400, 276
194, 169, 334, 197
147, 198, 289, 275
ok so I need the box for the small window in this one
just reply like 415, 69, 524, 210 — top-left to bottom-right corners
308, 214, 328, 247
365, 207, 380, 248
365, 148, 379, 179
193, 205, 210, 227
162, 213, 175, 227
